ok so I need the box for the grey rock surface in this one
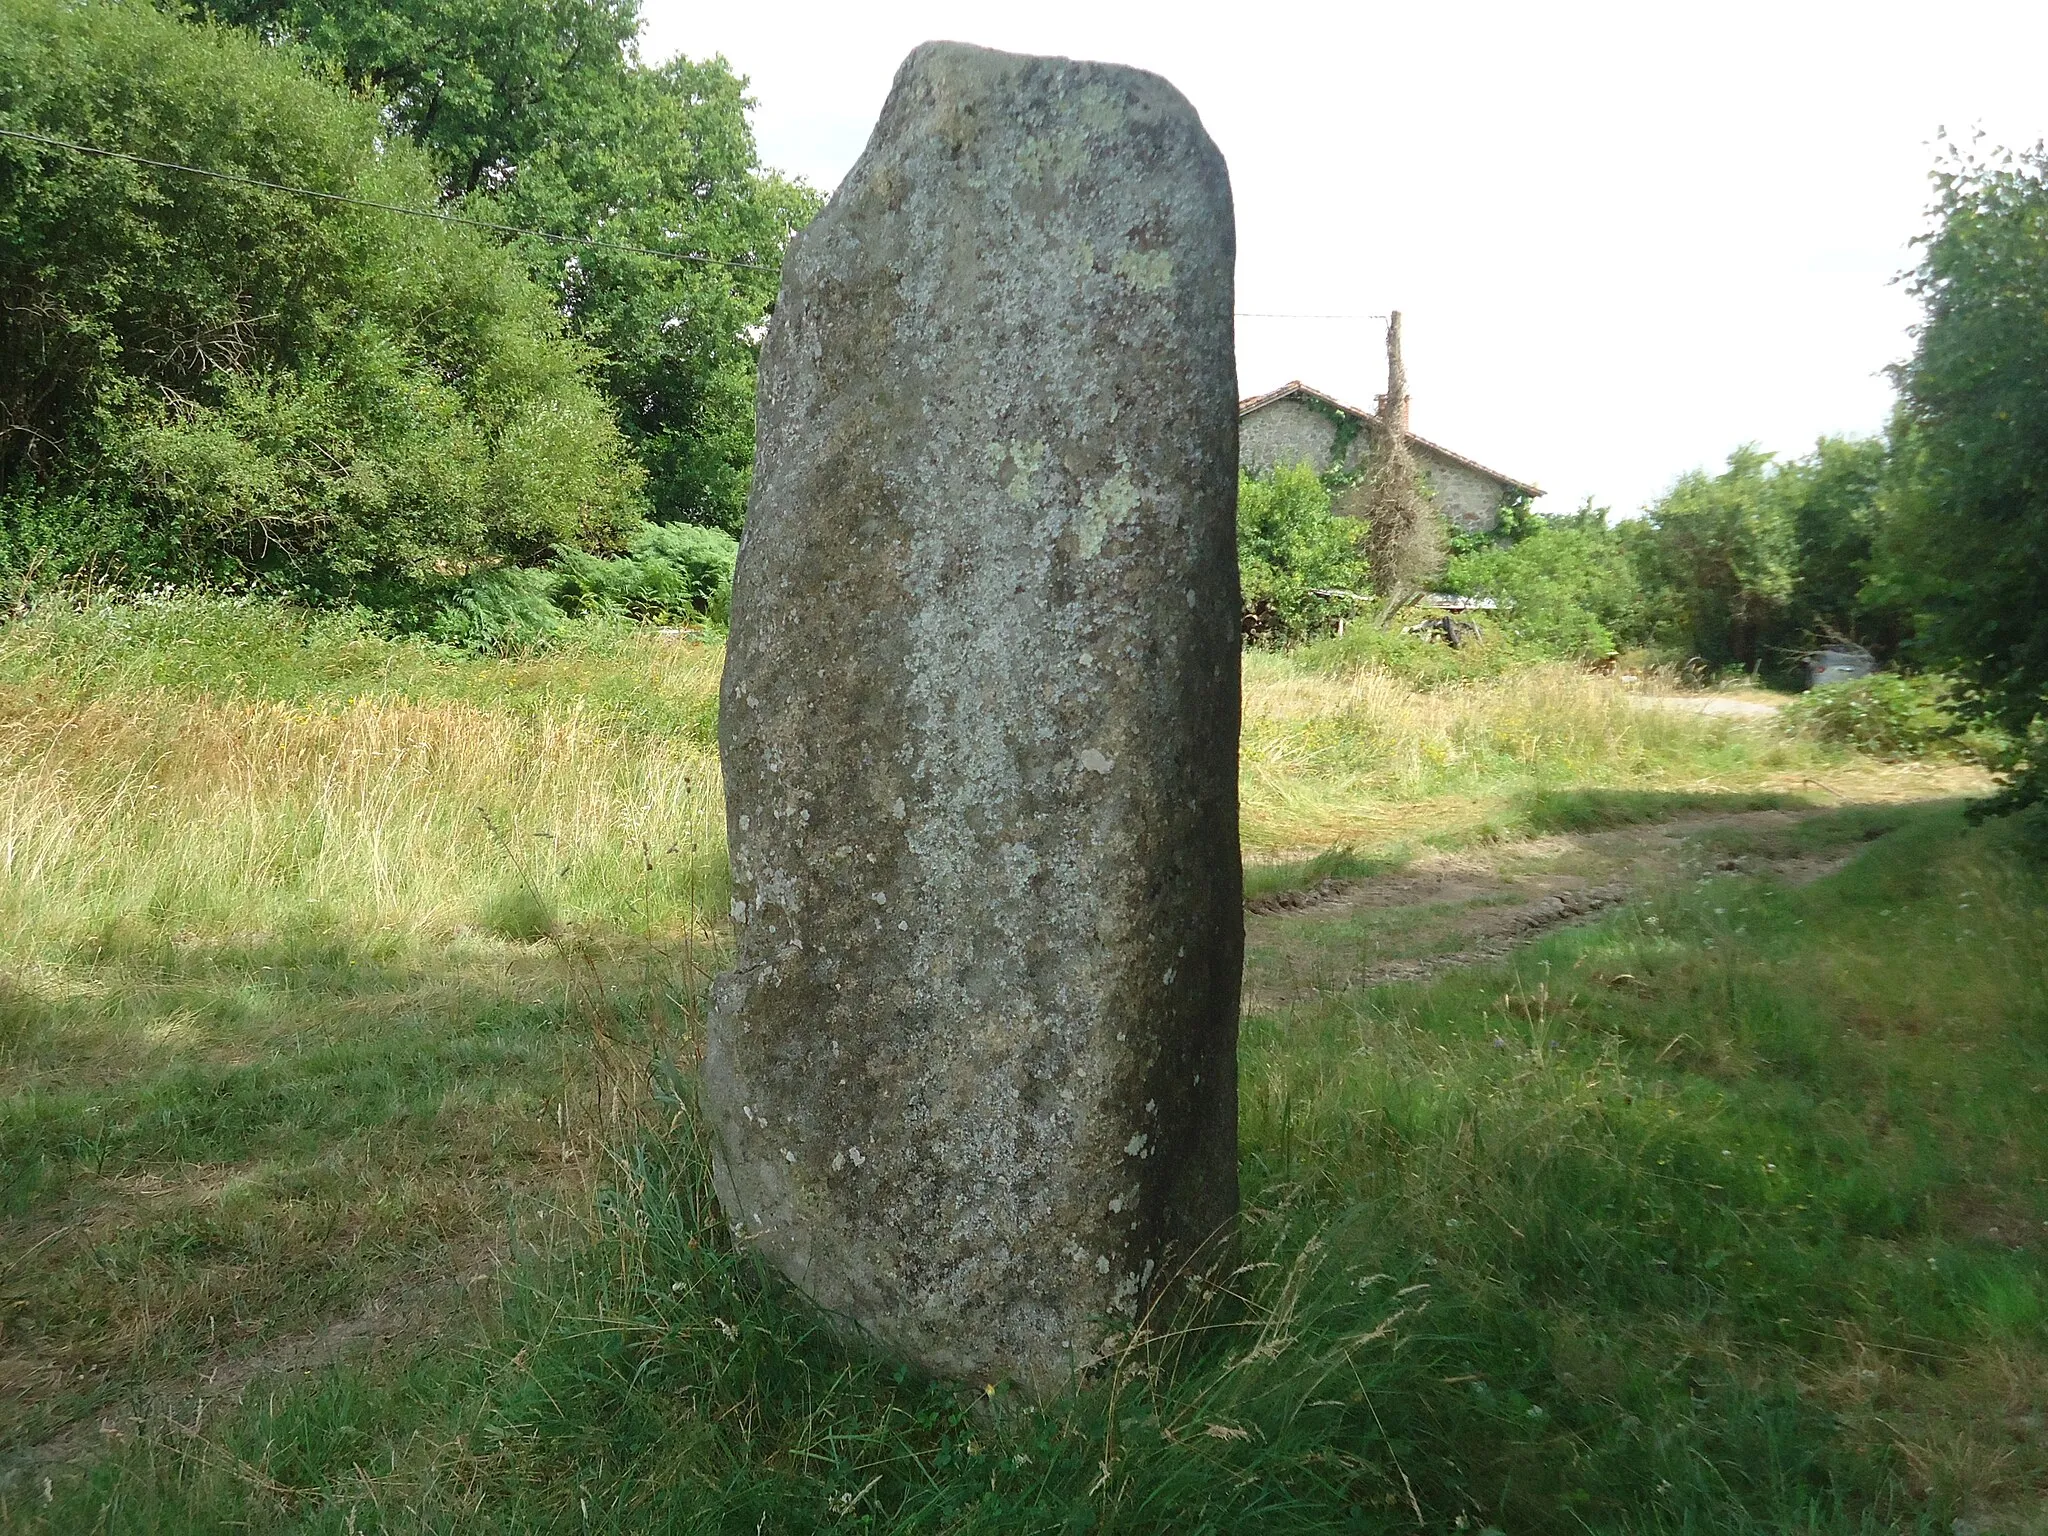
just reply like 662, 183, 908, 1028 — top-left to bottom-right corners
705, 39, 1241, 1395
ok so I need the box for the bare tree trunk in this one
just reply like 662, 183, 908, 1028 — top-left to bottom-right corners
1381, 310, 1408, 432
1358, 311, 1444, 625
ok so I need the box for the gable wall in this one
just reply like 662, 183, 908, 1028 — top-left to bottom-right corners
1405, 447, 1513, 533
1239, 395, 1340, 478
1239, 395, 1510, 534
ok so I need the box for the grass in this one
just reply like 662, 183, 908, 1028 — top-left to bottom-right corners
0, 598, 727, 1457
1, 595, 2041, 1532
1236, 649, 1830, 856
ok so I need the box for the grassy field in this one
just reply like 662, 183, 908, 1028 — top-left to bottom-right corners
2, 598, 2042, 1532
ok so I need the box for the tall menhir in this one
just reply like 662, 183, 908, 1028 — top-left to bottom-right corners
705, 41, 1241, 1396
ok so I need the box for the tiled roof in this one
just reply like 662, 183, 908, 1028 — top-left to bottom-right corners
1239, 380, 1543, 499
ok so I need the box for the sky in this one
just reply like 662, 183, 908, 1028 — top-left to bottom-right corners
640, 0, 2048, 517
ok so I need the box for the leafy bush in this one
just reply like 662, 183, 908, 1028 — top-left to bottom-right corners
1780, 673, 1966, 759
421, 521, 737, 654
553, 521, 737, 623
202, 0, 820, 531
0, 0, 643, 595
1626, 438, 1894, 681
1976, 722, 2048, 854
1446, 504, 1644, 660
423, 567, 568, 655
1237, 464, 1372, 646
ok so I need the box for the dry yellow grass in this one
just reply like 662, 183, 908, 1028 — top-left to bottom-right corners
0, 634, 1828, 964
0, 684, 726, 952
0, 616, 1844, 966
1238, 651, 1819, 852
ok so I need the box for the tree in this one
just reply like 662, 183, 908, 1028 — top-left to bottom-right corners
1621, 436, 1895, 679
0, 0, 641, 593
1780, 435, 1896, 651
1627, 447, 1798, 673
1446, 502, 1645, 659
492, 54, 817, 532
198, 0, 820, 530
196, 0, 640, 194
1883, 138, 2048, 819
1348, 311, 1444, 620
1237, 464, 1371, 646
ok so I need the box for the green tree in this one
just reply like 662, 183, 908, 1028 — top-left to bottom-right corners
1883, 139, 2048, 819
1238, 464, 1372, 646
1447, 502, 1645, 659
199, 0, 820, 531
0, 0, 641, 593
493, 56, 817, 532
1780, 435, 1898, 651
196, 0, 641, 195
1621, 437, 1894, 678
1628, 446, 1799, 673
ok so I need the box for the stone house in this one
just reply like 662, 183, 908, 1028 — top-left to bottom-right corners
1239, 380, 1542, 534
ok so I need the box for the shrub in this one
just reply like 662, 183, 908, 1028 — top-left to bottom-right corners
553, 521, 737, 624
0, 0, 643, 596
1780, 672, 1966, 759
1447, 508, 1640, 661
424, 567, 568, 655
1237, 464, 1372, 646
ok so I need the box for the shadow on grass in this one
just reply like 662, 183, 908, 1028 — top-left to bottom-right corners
20, 815, 2048, 1532
1242, 845, 1405, 903
1247, 789, 1833, 903
1509, 785, 1816, 836
0, 918, 707, 1460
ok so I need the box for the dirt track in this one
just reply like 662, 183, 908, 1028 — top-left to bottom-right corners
1629, 692, 1787, 721
1243, 803, 1915, 1009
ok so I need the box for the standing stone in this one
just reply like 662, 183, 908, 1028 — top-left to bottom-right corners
705, 40, 1241, 1396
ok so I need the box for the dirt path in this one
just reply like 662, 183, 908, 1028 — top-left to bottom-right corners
0, 1239, 505, 1488
1243, 803, 1909, 1009
1630, 692, 1785, 720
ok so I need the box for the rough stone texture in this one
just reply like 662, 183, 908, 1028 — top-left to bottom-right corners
704, 40, 1242, 1395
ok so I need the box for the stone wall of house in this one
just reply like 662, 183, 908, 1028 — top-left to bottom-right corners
1239, 395, 1510, 533
1239, 395, 1341, 479
1401, 446, 1512, 533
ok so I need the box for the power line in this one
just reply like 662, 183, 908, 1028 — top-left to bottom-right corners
0, 125, 781, 273
1235, 312, 1389, 320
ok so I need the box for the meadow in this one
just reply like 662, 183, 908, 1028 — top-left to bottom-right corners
1, 598, 2042, 1533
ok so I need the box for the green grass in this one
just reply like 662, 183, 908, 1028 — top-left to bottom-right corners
1507, 784, 1811, 834
1241, 845, 1398, 902
13, 806, 2044, 1532
0, 593, 725, 742
2, 596, 2038, 1532
0, 598, 728, 1461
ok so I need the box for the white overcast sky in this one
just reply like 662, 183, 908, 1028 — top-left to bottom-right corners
640, 0, 2048, 516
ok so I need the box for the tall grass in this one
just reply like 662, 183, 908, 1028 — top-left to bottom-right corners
1239, 651, 1816, 851
0, 600, 730, 1454
0, 600, 728, 954
5, 595, 2017, 1533
0, 598, 1818, 951
0, 689, 724, 945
